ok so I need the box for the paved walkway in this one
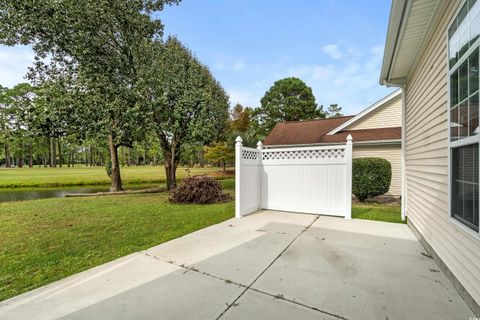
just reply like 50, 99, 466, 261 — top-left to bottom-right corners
0, 211, 475, 320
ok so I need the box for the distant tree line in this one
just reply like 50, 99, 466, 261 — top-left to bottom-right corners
0, 0, 341, 191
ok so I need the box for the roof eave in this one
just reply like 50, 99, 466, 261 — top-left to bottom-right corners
263, 139, 402, 149
380, 0, 408, 86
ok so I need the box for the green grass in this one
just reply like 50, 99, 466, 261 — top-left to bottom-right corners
0, 175, 402, 302
352, 203, 404, 224
0, 179, 235, 301
0, 165, 228, 188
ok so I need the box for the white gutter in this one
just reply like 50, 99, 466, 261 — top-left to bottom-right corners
380, 0, 408, 86
263, 139, 401, 149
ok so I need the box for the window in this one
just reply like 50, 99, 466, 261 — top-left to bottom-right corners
449, 0, 480, 233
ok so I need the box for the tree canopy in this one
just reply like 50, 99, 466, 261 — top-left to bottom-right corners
327, 104, 343, 118
0, 0, 180, 190
143, 37, 230, 189
253, 77, 325, 135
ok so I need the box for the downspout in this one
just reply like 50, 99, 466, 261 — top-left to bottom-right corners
400, 85, 407, 221
382, 81, 407, 222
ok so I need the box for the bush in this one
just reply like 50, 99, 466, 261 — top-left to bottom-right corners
170, 175, 232, 204
352, 157, 392, 202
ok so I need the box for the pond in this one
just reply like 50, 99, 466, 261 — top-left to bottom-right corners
0, 183, 164, 203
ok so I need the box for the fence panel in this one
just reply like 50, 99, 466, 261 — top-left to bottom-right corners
235, 136, 352, 218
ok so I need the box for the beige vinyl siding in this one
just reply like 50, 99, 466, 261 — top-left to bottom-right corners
405, 0, 480, 306
346, 95, 402, 130
353, 144, 402, 196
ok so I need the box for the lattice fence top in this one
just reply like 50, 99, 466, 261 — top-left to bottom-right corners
242, 149, 259, 160
262, 148, 345, 161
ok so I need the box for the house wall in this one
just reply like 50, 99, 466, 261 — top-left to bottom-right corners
353, 144, 402, 196
346, 95, 402, 130
404, 0, 480, 306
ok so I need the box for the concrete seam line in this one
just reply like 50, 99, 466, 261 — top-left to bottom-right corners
214, 215, 348, 320
144, 224, 349, 320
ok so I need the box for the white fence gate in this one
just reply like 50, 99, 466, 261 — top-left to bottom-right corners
235, 135, 352, 219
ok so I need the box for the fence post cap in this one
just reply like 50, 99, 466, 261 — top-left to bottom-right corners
346, 134, 353, 142
256, 141, 263, 147
235, 136, 243, 143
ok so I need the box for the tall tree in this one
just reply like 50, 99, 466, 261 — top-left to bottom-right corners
327, 104, 343, 118
142, 37, 229, 189
253, 77, 325, 135
5, 83, 35, 168
230, 103, 251, 132
0, 0, 179, 191
0, 85, 12, 167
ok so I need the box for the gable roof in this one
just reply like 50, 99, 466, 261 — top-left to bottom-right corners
263, 116, 353, 146
327, 89, 402, 135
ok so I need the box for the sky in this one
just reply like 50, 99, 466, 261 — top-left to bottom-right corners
0, 0, 395, 115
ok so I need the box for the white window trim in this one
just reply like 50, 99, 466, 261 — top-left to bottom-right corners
447, 0, 480, 238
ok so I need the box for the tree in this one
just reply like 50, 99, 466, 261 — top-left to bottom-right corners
143, 37, 229, 189
327, 104, 343, 118
0, 85, 12, 167
253, 77, 325, 135
5, 83, 35, 168
205, 143, 234, 173
0, 0, 179, 191
230, 103, 251, 132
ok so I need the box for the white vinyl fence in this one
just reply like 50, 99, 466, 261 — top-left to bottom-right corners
235, 135, 353, 219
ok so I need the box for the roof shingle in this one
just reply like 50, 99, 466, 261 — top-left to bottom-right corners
263, 118, 401, 146
263, 116, 353, 145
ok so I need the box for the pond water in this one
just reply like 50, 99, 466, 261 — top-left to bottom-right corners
0, 183, 163, 203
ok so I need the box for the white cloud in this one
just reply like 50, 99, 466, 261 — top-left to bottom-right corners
0, 45, 35, 87
321, 44, 343, 60
271, 44, 394, 114
225, 44, 394, 114
227, 88, 261, 107
214, 58, 246, 71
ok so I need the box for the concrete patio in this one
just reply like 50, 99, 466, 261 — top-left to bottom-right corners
0, 211, 475, 320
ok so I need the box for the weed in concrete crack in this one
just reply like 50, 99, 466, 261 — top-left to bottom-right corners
420, 252, 433, 259
429, 268, 440, 273
274, 293, 284, 299
225, 279, 232, 284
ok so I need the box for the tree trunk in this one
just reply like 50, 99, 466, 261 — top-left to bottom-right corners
89, 145, 93, 166
223, 161, 226, 173
164, 156, 178, 190
28, 141, 33, 168
18, 139, 23, 168
49, 137, 54, 167
4, 142, 10, 167
162, 144, 179, 190
108, 134, 123, 192
58, 137, 62, 167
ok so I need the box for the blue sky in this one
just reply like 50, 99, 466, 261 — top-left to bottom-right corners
0, 0, 395, 115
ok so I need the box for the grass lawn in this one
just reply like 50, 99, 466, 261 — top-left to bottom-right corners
0, 174, 401, 302
0, 179, 235, 302
352, 202, 404, 224
0, 165, 228, 188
